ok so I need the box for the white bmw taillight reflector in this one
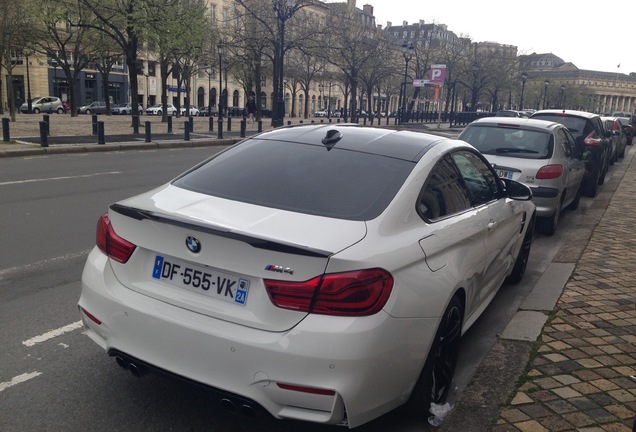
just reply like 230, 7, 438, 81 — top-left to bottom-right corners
80, 307, 102, 325
276, 383, 336, 396
265, 268, 393, 316
96, 213, 136, 264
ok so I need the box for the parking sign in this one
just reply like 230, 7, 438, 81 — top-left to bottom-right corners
430, 65, 446, 84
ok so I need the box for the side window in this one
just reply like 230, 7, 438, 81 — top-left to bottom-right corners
417, 156, 471, 221
563, 128, 580, 159
451, 151, 500, 207
555, 129, 571, 158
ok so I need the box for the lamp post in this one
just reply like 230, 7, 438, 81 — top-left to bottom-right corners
327, 77, 332, 121
206, 65, 214, 117
273, 0, 295, 127
520, 72, 528, 111
471, 63, 479, 112
318, 83, 323, 110
23, 50, 33, 114
559, 84, 565, 109
543, 79, 550, 109
399, 41, 414, 124
217, 45, 223, 139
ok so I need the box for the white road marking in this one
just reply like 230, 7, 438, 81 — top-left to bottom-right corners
0, 372, 43, 392
0, 249, 91, 279
0, 171, 122, 186
22, 321, 83, 347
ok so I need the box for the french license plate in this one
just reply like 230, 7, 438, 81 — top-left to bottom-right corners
496, 170, 513, 179
151, 255, 249, 306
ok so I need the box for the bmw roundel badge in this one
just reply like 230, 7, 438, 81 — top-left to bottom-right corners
185, 236, 201, 253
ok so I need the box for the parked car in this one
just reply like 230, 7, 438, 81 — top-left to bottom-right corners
19, 96, 64, 114
495, 110, 528, 118
611, 111, 634, 128
601, 116, 627, 162
459, 117, 584, 235
198, 106, 218, 116
78, 101, 107, 115
530, 110, 612, 198
314, 109, 329, 117
180, 106, 200, 116
113, 103, 144, 115
616, 117, 634, 145
146, 103, 177, 116
78, 124, 535, 429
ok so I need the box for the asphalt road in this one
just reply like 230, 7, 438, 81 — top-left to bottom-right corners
0, 145, 605, 432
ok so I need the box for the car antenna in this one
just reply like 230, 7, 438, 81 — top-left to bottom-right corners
321, 129, 343, 150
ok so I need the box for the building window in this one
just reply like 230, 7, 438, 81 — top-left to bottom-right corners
148, 62, 156, 77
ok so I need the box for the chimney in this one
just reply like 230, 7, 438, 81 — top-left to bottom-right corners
387, 20, 392, 28
363, 4, 373, 15
403, 20, 408, 26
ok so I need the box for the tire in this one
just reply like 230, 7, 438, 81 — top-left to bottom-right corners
567, 185, 582, 211
582, 170, 599, 197
540, 194, 562, 236
405, 295, 463, 417
57, 107, 64, 114
507, 215, 535, 284
33, 108, 40, 114
86, 109, 91, 115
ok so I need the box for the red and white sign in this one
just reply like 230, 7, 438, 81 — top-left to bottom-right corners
430, 64, 446, 84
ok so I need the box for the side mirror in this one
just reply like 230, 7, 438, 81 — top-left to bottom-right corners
500, 178, 533, 201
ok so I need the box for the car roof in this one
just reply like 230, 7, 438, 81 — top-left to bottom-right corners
254, 124, 449, 162
466, 117, 562, 132
532, 109, 599, 119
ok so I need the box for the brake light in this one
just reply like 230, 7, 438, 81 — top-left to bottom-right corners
96, 213, 136, 263
265, 268, 393, 316
536, 164, 564, 180
496, 123, 520, 129
583, 131, 603, 147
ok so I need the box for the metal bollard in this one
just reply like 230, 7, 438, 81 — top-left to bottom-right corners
97, 121, 105, 144
167, 116, 173, 133
145, 121, 151, 142
227, 116, 232, 132
217, 117, 223, 139
132, 115, 140, 134
240, 119, 246, 138
43, 114, 51, 136
287, 121, 292, 126
2, 118, 10, 142
188, 116, 194, 134
92, 114, 98, 135
184, 121, 190, 141
257, 120, 262, 133
209, 116, 214, 132
39, 121, 48, 147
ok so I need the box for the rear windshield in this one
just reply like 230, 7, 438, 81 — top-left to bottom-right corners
460, 126, 552, 159
173, 139, 415, 221
531, 114, 588, 139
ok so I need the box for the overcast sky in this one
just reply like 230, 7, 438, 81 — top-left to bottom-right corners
365, 0, 634, 76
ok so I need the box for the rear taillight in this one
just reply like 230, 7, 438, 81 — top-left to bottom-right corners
583, 131, 603, 147
265, 268, 393, 316
96, 213, 136, 263
536, 164, 564, 180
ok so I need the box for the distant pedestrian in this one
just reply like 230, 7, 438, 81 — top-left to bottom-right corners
246, 96, 256, 122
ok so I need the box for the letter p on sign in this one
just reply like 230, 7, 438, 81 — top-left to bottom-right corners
430, 65, 446, 84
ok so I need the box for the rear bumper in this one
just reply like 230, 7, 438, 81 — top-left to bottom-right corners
79, 248, 436, 428
529, 187, 560, 217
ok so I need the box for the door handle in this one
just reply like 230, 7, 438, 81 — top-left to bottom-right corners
488, 221, 497, 231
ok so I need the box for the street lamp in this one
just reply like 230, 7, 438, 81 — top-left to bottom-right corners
206, 64, 214, 117
23, 50, 33, 114
559, 84, 566, 109
217, 45, 223, 139
520, 72, 528, 111
471, 63, 479, 112
399, 41, 414, 124
327, 77, 332, 121
543, 79, 550, 109
318, 83, 323, 110
273, 0, 296, 127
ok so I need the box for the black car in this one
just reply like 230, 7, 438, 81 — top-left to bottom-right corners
530, 110, 612, 197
